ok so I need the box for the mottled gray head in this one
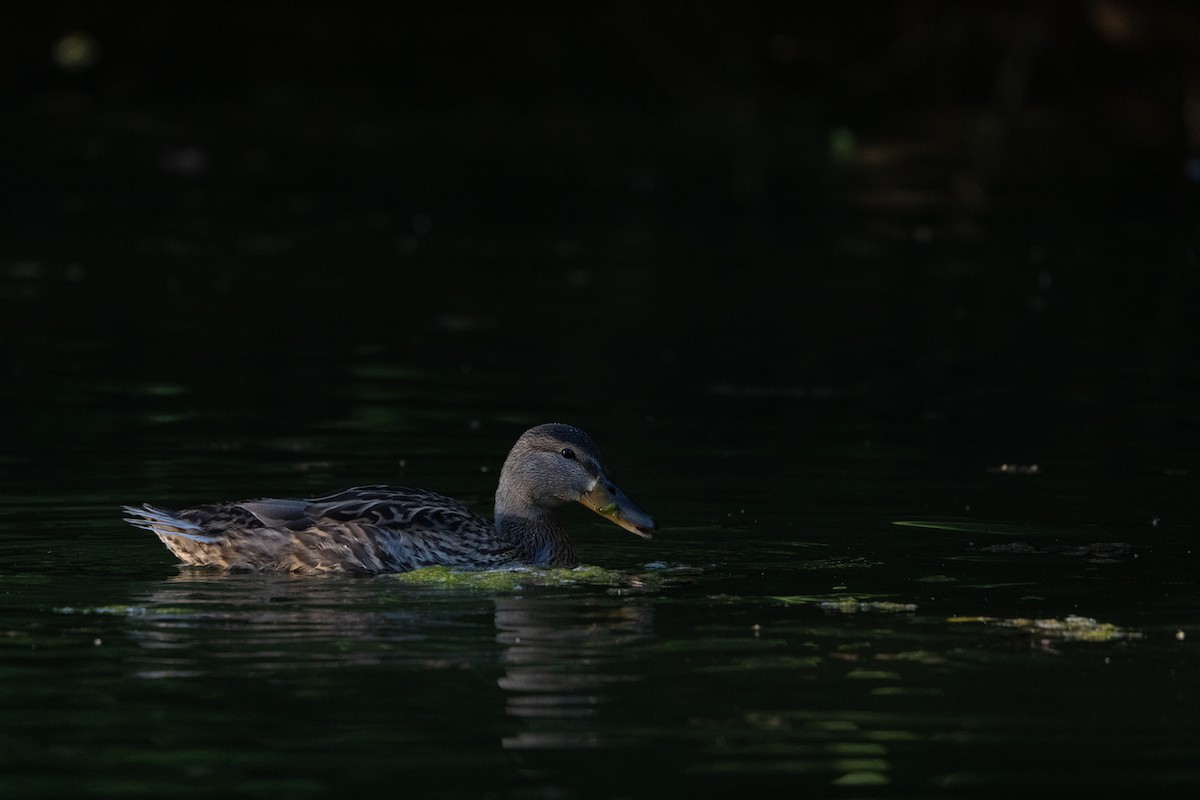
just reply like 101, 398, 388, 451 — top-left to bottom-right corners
497, 423, 657, 538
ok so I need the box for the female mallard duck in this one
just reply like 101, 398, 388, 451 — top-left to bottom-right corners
123, 423, 657, 574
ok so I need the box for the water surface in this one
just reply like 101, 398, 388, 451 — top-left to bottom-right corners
3, 14, 1199, 794
2, 330, 1196, 798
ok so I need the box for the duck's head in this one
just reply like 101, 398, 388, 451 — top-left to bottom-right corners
497, 423, 658, 539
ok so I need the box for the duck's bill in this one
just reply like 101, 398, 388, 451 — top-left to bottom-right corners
580, 479, 658, 539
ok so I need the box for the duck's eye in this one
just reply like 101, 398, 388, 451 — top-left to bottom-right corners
560, 448, 576, 460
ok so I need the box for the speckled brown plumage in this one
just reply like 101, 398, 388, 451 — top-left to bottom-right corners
124, 424, 657, 575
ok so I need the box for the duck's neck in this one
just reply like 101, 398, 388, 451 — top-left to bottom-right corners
493, 504, 578, 567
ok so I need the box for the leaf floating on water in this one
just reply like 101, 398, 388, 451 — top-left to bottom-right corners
947, 614, 1141, 641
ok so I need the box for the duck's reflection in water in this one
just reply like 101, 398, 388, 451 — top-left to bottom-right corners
123, 570, 658, 730
493, 595, 655, 750
124, 571, 500, 677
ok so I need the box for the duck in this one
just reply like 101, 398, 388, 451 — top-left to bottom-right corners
123, 423, 657, 575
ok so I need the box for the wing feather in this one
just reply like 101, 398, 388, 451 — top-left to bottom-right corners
124, 485, 514, 573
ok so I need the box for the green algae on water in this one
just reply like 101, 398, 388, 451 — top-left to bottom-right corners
392, 566, 530, 591
771, 594, 918, 613
947, 614, 1141, 642
391, 564, 637, 591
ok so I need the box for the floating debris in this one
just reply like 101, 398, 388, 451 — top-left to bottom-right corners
772, 595, 917, 613
978, 542, 1132, 562
988, 463, 1040, 474
892, 520, 1031, 536
822, 600, 919, 614
58, 605, 140, 616
895, 522, 1137, 563
845, 669, 901, 680
795, 557, 882, 571
947, 614, 1141, 642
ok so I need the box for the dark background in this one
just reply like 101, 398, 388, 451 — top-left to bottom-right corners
2, 1, 1198, 458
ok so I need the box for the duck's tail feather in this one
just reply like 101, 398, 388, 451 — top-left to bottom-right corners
122, 504, 221, 544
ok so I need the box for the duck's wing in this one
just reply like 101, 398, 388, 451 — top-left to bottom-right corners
243, 485, 521, 573
236, 485, 482, 531
127, 485, 521, 574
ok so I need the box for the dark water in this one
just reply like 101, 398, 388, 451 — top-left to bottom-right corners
4, 7, 1200, 798
3, 274, 1198, 798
